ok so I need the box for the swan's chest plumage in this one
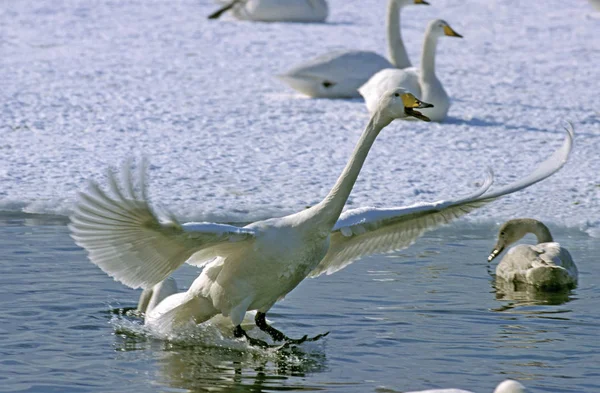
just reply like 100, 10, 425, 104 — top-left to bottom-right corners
252, 221, 330, 279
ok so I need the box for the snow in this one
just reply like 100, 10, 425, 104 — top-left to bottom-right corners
1, 0, 599, 236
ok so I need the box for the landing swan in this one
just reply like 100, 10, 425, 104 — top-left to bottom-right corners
359, 19, 462, 121
208, 0, 328, 23
70, 107, 573, 345
278, 0, 429, 98
405, 379, 526, 393
488, 218, 578, 290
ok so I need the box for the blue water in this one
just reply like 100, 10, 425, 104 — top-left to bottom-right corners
1, 213, 599, 393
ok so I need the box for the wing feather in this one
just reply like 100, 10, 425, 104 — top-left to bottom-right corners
69, 160, 256, 289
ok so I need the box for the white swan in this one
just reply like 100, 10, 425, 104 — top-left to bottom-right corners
69, 100, 573, 345
488, 218, 578, 290
277, 0, 429, 98
359, 19, 462, 122
405, 379, 526, 393
208, 0, 328, 23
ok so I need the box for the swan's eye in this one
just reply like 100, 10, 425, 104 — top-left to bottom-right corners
322, 81, 334, 88
394, 93, 400, 97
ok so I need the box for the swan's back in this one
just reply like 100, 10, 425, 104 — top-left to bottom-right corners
279, 50, 394, 97
359, 68, 420, 113
496, 243, 577, 290
230, 0, 328, 22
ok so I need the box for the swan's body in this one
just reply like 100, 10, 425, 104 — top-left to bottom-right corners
488, 218, 578, 290
360, 19, 462, 121
70, 99, 573, 341
406, 379, 526, 393
138, 278, 259, 333
209, 0, 328, 22
278, 0, 428, 98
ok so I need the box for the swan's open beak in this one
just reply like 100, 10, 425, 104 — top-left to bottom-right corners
402, 93, 434, 122
443, 25, 463, 38
488, 246, 503, 262
415, 0, 430, 5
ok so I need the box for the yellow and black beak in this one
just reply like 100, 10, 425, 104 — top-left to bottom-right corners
443, 25, 463, 38
487, 246, 504, 262
414, 0, 430, 5
401, 93, 434, 122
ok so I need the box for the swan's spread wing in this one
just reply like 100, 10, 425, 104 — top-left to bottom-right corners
69, 161, 256, 289
309, 171, 493, 277
311, 125, 574, 277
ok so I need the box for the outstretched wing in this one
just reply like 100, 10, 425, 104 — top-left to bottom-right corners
69, 160, 256, 289
310, 124, 574, 277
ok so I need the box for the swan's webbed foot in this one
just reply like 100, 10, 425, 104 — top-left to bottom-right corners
233, 325, 273, 348
255, 312, 330, 344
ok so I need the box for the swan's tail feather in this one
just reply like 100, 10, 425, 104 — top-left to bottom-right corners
146, 294, 218, 334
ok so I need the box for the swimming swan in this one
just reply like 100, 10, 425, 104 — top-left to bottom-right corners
278, 0, 429, 98
69, 105, 573, 346
208, 0, 328, 22
405, 379, 526, 393
359, 19, 462, 121
488, 218, 578, 290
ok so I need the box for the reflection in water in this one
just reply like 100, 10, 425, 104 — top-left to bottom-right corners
111, 314, 327, 392
492, 278, 574, 311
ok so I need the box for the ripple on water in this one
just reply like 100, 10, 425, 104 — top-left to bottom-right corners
2, 216, 600, 392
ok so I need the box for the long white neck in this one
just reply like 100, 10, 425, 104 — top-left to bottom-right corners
387, 0, 411, 69
420, 31, 438, 80
315, 112, 392, 228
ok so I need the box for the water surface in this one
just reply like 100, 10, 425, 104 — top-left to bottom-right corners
1, 214, 599, 393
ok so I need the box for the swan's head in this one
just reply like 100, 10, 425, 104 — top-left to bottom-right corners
376, 88, 433, 121
427, 19, 463, 39
488, 220, 531, 262
493, 380, 527, 393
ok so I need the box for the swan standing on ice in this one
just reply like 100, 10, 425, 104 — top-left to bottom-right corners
405, 379, 526, 393
359, 19, 462, 121
208, 0, 328, 23
70, 101, 573, 346
278, 0, 429, 98
488, 218, 578, 290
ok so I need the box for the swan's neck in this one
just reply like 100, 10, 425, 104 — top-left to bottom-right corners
519, 219, 554, 244
317, 113, 392, 227
387, 0, 411, 69
420, 33, 438, 80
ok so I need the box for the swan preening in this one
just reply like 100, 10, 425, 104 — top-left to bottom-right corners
278, 0, 429, 98
70, 92, 573, 345
208, 0, 328, 23
488, 218, 578, 290
405, 379, 526, 393
359, 19, 462, 122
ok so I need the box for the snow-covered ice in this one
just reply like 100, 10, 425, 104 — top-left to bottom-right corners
1, 0, 599, 234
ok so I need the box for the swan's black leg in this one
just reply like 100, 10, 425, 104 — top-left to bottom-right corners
255, 312, 329, 344
233, 325, 271, 348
